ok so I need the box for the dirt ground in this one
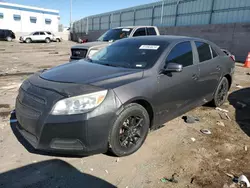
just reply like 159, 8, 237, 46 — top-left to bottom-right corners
0, 41, 250, 188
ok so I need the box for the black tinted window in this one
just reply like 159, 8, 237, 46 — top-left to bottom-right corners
166, 42, 193, 67
40, 32, 45, 35
33, 32, 39, 35
46, 32, 52, 35
147, 28, 157, 35
133, 28, 146, 37
195, 42, 212, 62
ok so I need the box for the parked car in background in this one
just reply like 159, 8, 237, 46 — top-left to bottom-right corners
0, 29, 15, 41
221, 49, 235, 62
20, 31, 62, 43
70, 26, 160, 61
14, 36, 235, 157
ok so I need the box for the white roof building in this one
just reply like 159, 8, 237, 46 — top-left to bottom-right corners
0, 2, 60, 32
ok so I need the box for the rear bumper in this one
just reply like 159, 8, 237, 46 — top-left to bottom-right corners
70, 56, 84, 61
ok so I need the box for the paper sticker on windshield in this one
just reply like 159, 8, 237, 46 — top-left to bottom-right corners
139, 45, 160, 50
122, 28, 131, 32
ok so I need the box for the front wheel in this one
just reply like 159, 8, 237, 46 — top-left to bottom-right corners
25, 38, 31, 43
56, 38, 61, 42
212, 77, 229, 107
109, 103, 150, 157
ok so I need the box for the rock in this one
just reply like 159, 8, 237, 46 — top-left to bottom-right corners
217, 121, 225, 127
191, 138, 196, 142
182, 116, 199, 124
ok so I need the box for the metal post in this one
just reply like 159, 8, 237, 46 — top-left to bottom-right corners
70, 0, 72, 28
151, 6, 155, 26
110, 13, 113, 29
119, 12, 122, 27
209, 0, 215, 24
174, 0, 180, 26
99, 17, 101, 30
86, 17, 89, 34
133, 9, 136, 26
160, 0, 164, 24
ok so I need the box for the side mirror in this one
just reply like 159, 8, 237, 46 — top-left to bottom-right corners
162, 63, 183, 74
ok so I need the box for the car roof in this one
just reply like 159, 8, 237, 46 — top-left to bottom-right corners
115, 35, 207, 43
114, 26, 156, 29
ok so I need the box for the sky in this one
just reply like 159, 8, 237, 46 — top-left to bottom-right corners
4, 0, 159, 27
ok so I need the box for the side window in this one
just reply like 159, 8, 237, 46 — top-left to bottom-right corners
33, 32, 39, 36
40, 32, 45, 35
166, 42, 193, 67
0, 13, 3, 19
147, 27, 157, 35
195, 42, 212, 62
133, 28, 146, 37
46, 32, 52, 35
211, 47, 218, 58
30, 17, 37, 23
13, 14, 21, 21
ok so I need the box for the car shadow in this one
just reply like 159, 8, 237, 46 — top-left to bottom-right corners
228, 87, 250, 137
0, 159, 116, 188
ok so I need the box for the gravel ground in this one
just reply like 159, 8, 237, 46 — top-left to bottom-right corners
0, 41, 250, 188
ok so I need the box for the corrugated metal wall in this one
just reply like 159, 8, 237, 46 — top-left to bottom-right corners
73, 0, 250, 33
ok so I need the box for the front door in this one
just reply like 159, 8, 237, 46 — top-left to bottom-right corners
194, 41, 222, 101
32, 32, 40, 41
154, 41, 199, 124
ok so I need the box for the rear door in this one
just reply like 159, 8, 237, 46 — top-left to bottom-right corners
39, 32, 46, 41
155, 41, 199, 123
194, 41, 222, 101
0, 30, 5, 40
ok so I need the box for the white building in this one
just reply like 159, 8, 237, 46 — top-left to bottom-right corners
0, 2, 60, 33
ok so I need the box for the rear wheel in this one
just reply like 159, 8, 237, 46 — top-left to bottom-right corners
56, 38, 61, 42
6, 36, 12, 42
109, 103, 150, 157
45, 38, 51, 43
25, 38, 31, 43
212, 77, 229, 107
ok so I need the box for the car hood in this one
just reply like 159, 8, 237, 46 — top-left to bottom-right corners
40, 60, 143, 89
71, 41, 110, 49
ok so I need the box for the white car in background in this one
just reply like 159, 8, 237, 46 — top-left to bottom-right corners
20, 31, 62, 43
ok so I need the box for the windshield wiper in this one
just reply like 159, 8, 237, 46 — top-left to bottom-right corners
101, 63, 119, 67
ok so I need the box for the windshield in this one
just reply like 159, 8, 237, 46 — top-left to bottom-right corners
88, 39, 168, 69
97, 28, 132, 42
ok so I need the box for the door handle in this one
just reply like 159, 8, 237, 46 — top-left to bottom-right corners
192, 74, 198, 80
216, 66, 221, 71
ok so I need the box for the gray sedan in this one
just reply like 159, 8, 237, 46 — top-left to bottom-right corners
14, 36, 234, 157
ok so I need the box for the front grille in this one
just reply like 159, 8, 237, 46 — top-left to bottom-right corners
71, 49, 87, 58
16, 80, 64, 136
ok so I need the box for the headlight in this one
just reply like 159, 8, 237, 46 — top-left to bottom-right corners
88, 49, 99, 58
51, 90, 107, 115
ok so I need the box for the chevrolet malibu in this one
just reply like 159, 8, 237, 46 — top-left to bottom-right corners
14, 36, 235, 157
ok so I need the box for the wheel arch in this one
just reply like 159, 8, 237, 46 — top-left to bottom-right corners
224, 74, 232, 89
123, 97, 154, 128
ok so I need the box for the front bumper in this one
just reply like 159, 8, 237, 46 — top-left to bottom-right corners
14, 76, 122, 155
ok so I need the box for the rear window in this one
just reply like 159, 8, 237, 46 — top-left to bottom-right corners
133, 28, 146, 37
90, 40, 169, 69
195, 42, 212, 62
147, 28, 157, 35
97, 28, 132, 42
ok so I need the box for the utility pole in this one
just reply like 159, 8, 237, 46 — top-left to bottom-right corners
70, 0, 72, 28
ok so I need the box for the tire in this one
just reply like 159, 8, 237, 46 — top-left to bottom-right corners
109, 103, 150, 157
56, 38, 61, 42
211, 77, 229, 107
25, 38, 31, 43
6, 36, 12, 42
45, 38, 51, 43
